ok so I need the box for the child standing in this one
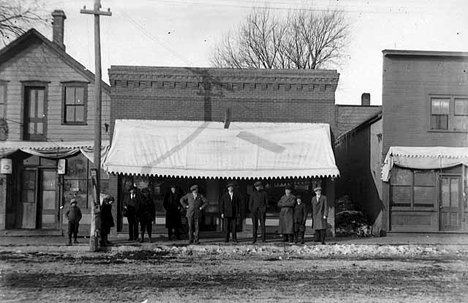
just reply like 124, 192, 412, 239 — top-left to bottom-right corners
66, 198, 82, 245
293, 195, 307, 244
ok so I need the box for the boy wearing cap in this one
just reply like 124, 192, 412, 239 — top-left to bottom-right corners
66, 198, 82, 245
219, 182, 241, 243
180, 185, 208, 244
293, 195, 307, 244
249, 181, 268, 244
311, 187, 328, 244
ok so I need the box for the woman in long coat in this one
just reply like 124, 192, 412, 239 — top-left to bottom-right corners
100, 196, 115, 247
311, 186, 328, 244
277, 185, 296, 243
163, 185, 183, 240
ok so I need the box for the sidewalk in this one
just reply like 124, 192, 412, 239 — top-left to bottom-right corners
1, 232, 468, 253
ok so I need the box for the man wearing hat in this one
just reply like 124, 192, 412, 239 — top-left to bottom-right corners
163, 185, 183, 240
65, 198, 82, 245
100, 196, 115, 247
219, 182, 241, 243
124, 186, 141, 241
278, 184, 296, 243
249, 181, 269, 244
180, 185, 208, 244
311, 186, 328, 244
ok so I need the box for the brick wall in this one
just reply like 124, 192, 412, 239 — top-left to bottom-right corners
109, 66, 339, 132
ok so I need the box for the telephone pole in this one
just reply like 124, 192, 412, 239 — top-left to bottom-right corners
81, 0, 111, 252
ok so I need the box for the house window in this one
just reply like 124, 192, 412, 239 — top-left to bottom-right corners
0, 81, 6, 118
391, 168, 436, 209
430, 96, 468, 131
455, 99, 468, 116
430, 98, 449, 130
63, 82, 87, 124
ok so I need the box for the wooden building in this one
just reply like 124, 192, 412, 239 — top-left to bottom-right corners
381, 50, 468, 233
0, 10, 111, 234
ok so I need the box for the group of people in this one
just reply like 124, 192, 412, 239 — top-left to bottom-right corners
123, 186, 156, 243
66, 181, 328, 246
65, 195, 115, 247
249, 181, 328, 245
163, 181, 329, 245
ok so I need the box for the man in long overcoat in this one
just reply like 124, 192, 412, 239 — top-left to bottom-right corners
163, 185, 183, 240
249, 181, 268, 244
311, 186, 328, 244
138, 188, 156, 243
278, 184, 296, 243
180, 184, 208, 244
124, 186, 140, 241
219, 182, 241, 243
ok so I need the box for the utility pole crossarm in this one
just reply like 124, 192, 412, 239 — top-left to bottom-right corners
80, 9, 112, 16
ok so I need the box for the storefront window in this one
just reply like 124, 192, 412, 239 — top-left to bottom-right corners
391, 168, 436, 209
63, 153, 109, 209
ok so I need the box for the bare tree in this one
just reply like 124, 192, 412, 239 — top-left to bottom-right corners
211, 6, 350, 70
0, 0, 48, 45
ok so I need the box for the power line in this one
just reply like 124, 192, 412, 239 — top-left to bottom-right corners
113, 6, 194, 66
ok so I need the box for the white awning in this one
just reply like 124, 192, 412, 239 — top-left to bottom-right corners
104, 120, 339, 179
382, 146, 468, 181
0, 140, 110, 164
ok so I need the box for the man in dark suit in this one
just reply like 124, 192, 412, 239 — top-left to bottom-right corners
311, 187, 328, 244
249, 181, 268, 244
219, 182, 241, 243
124, 186, 140, 241
180, 184, 208, 244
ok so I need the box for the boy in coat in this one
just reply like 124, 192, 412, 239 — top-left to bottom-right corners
66, 198, 82, 245
219, 182, 241, 243
138, 188, 156, 243
180, 185, 208, 244
293, 195, 307, 244
311, 187, 328, 244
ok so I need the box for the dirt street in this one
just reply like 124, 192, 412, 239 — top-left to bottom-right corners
1, 244, 467, 303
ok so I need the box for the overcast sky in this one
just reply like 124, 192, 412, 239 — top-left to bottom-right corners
42, 0, 468, 105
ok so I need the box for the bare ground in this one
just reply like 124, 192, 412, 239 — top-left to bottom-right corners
1, 244, 467, 303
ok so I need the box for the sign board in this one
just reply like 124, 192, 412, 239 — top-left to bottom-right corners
1, 158, 12, 174
58, 159, 66, 174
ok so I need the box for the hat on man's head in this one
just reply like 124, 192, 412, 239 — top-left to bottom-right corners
284, 184, 292, 190
128, 185, 137, 192
170, 184, 177, 189
70, 198, 77, 205
296, 195, 302, 201
190, 184, 198, 191
254, 181, 262, 187
226, 182, 235, 188
314, 186, 322, 192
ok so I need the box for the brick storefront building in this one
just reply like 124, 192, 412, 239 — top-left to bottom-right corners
106, 66, 340, 236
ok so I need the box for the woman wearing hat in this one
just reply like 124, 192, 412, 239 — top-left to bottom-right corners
180, 185, 208, 244
219, 182, 241, 243
100, 196, 115, 247
311, 186, 328, 244
277, 184, 296, 243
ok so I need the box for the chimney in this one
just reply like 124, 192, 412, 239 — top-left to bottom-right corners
361, 93, 371, 106
52, 10, 66, 50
